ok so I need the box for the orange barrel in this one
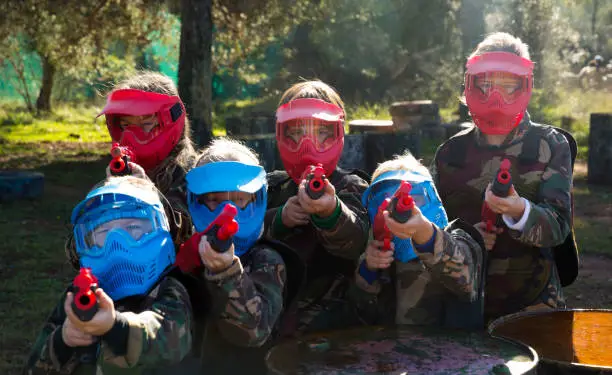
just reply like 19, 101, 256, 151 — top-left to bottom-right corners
489, 309, 612, 374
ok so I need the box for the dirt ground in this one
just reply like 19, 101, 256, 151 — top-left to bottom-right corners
564, 254, 612, 309
562, 162, 612, 309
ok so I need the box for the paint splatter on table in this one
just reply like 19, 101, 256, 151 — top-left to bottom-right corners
267, 326, 537, 374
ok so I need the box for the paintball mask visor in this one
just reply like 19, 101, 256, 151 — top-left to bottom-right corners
276, 98, 344, 153
279, 118, 342, 152
115, 116, 162, 144
74, 204, 167, 257
466, 71, 531, 104
71, 182, 169, 256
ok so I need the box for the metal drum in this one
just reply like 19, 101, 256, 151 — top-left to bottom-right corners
489, 309, 612, 374
266, 325, 538, 374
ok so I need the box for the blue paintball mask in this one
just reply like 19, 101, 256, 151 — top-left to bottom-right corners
71, 181, 175, 301
361, 170, 449, 262
186, 161, 267, 257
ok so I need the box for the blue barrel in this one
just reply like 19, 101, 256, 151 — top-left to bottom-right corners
0, 171, 45, 201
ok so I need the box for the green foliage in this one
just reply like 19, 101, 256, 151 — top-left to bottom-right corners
572, 181, 612, 256
281, 0, 464, 106
0, 1, 176, 112
528, 88, 612, 161
346, 103, 392, 122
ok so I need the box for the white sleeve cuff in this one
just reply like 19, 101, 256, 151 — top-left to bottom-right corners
502, 197, 531, 231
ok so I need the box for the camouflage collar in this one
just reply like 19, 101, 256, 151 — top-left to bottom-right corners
474, 112, 532, 148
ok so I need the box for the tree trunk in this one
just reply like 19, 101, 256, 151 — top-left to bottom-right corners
178, 0, 213, 147
591, 0, 599, 51
459, 0, 485, 60
36, 55, 55, 114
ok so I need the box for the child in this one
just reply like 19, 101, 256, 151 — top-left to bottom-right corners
266, 80, 370, 336
433, 32, 576, 324
66, 72, 196, 274
23, 176, 193, 374
181, 138, 286, 374
352, 154, 486, 329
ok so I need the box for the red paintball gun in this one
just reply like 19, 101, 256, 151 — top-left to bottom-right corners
302, 163, 328, 200
70, 268, 99, 322
373, 199, 394, 251
481, 158, 513, 233
109, 143, 136, 176
386, 181, 415, 223
372, 181, 415, 251
175, 204, 240, 273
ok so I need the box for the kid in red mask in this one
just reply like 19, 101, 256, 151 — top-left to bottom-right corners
464, 51, 534, 135
435, 33, 576, 324
265, 80, 370, 336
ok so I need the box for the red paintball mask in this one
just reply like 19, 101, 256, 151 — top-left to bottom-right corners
465, 52, 534, 135
275, 98, 345, 184
98, 89, 186, 171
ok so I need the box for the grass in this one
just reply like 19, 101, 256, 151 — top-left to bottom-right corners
571, 167, 612, 257
0, 145, 109, 375
0, 104, 111, 143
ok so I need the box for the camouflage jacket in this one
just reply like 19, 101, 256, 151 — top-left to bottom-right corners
350, 220, 485, 329
22, 276, 193, 375
432, 113, 573, 319
187, 242, 287, 375
265, 168, 370, 336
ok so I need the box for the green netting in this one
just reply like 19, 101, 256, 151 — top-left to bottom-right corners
0, 24, 286, 104
0, 49, 42, 102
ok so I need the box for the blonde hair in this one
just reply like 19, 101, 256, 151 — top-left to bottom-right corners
195, 137, 261, 167
112, 71, 197, 194
100, 175, 159, 194
372, 152, 431, 181
468, 32, 530, 60
279, 80, 345, 112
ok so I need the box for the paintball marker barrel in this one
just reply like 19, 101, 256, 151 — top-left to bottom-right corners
388, 181, 414, 223
373, 199, 393, 251
482, 159, 513, 233
70, 268, 99, 322
303, 164, 327, 200
491, 159, 512, 197
208, 204, 239, 253
109, 143, 133, 176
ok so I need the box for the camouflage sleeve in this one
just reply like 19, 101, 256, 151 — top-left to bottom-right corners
311, 175, 370, 260
509, 132, 572, 247
22, 292, 85, 374
348, 253, 382, 324
352, 253, 382, 296
101, 276, 193, 369
415, 225, 482, 302
203, 247, 286, 347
